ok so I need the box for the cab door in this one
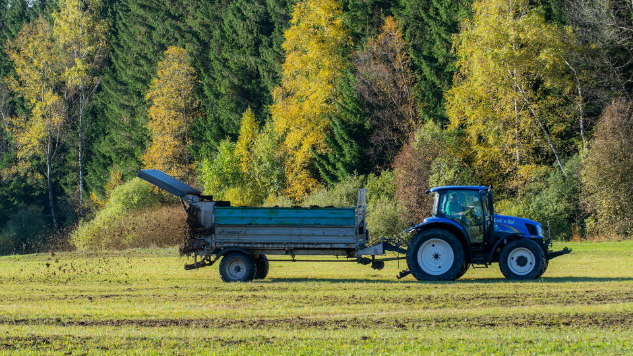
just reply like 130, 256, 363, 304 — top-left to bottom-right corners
481, 189, 495, 247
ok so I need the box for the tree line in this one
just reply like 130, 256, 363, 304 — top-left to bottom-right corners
1, 0, 633, 253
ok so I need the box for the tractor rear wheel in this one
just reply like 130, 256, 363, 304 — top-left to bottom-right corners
254, 255, 269, 280
219, 252, 257, 282
499, 239, 546, 280
406, 228, 466, 281
456, 259, 470, 279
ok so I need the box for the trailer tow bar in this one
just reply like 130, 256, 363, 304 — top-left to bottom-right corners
184, 256, 214, 270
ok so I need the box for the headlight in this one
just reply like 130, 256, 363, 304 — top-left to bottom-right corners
536, 224, 544, 237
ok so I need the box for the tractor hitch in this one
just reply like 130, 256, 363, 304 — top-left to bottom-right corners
548, 247, 572, 260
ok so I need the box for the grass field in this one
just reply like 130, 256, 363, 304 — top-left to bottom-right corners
0, 241, 632, 355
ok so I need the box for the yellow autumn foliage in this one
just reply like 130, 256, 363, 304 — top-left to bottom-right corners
446, 0, 577, 189
235, 108, 258, 172
4, 17, 66, 170
143, 46, 198, 183
271, 0, 351, 199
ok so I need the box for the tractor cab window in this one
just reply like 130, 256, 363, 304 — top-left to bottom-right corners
436, 190, 485, 243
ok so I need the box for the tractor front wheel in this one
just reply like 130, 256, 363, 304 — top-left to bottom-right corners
499, 239, 546, 280
406, 228, 466, 281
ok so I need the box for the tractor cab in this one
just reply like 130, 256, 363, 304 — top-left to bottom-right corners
430, 186, 494, 245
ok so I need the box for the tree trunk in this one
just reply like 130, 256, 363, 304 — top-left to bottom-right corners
514, 80, 567, 177
564, 61, 587, 152
47, 138, 59, 233
514, 98, 520, 164
78, 91, 84, 217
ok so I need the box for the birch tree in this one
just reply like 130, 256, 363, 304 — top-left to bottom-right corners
54, 0, 108, 217
446, 0, 577, 188
5, 18, 67, 232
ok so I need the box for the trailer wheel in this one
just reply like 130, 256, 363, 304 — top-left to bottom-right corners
406, 228, 466, 281
219, 252, 257, 282
499, 239, 546, 280
254, 255, 269, 280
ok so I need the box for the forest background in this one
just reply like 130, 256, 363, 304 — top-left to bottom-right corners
1, 0, 632, 254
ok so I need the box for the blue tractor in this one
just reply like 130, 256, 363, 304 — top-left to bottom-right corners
401, 186, 571, 281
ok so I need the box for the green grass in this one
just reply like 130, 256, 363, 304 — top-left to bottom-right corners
1, 241, 632, 354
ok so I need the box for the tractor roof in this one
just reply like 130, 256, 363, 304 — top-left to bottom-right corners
428, 185, 489, 192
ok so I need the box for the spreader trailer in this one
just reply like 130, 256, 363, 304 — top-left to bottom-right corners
139, 169, 571, 282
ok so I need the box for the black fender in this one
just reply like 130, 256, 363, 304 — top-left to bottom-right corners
489, 233, 525, 262
412, 222, 473, 263
213, 247, 252, 262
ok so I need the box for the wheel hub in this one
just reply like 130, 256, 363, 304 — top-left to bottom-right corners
507, 247, 535, 275
226, 259, 247, 280
417, 238, 454, 275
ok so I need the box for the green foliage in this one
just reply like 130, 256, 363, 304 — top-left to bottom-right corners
393, 0, 474, 124
301, 171, 406, 239
366, 170, 396, 201
365, 171, 407, 240
89, 0, 196, 190
0, 206, 49, 255
90, 0, 292, 195
302, 174, 365, 207
340, 0, 393, 45
70, 177, 168, 249
198, 140, 245, 203
4, 0, 633, 251
197, 0, 292, 154
312, 72, 371, 185
199, 111, 285, 206
366, 194, 407, 242
495, 156, 582, 240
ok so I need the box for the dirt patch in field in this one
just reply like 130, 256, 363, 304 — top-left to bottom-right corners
3, 312, 632, 329
309, 290, 633, 307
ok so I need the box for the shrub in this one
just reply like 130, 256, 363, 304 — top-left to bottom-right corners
300, 172, 406, 240
495, 156, 583, 240
198, 114, 284, 207
366, 195, 407, 243
584, 98, 633, 237
302, 175, 365, 207
394, 122, 474, 224
0, 206, 49, 255
262, 194, 294, 207
198, 140, 245, 202
70, 178, 184, 250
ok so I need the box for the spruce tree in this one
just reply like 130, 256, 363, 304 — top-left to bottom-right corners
88, 0, 204, 195
88, 0, 293, 195
340, 0, 393, 46
192, 0, 293, 159
313, 72, 371, 185
394, 0, 474, 124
